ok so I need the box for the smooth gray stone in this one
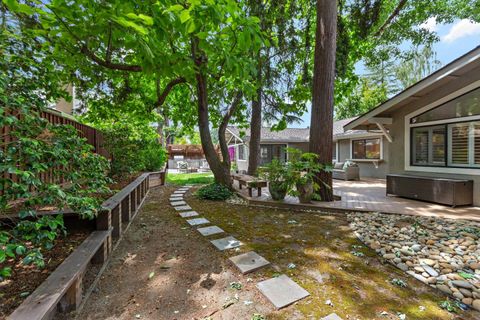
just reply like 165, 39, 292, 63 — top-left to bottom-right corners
171, 200, 187, 206
210, 236, 242, 251
186, 218, 210, 226
197, 226, 224, 236
229, 251, 270, 274
174, 205, 192, 211
169, 198, 183, 202
256, 275, 309, 309
173, 190, 186, 194
322, 314, 343, 320
179, 211, 199, 218
178, 187, 190, 191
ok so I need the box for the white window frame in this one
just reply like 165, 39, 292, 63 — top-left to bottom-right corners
237, 144, 247, 161
411, 125, 446, 166
404, 80, 480, 175
333, 142, 338, 161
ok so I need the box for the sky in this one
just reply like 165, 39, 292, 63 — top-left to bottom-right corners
292, 19, 480, 128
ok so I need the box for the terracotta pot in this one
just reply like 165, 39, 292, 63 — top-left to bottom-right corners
297, 180, 314, 203
269, 182, 288, 201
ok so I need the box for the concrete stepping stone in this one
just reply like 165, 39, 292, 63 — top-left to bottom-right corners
173, 190, 186, 194
186, 217, 210, 226
210, 236, 242, 251
322, 314, 343, 320
197, 226, 224, 236
171, 200, 187, 206
174, 205, 192, 211
178, 187, 190, 191
256, 274, 309, 309
169, 197, 183, 202
179, 211, 199, 218
229, 251, 270, 274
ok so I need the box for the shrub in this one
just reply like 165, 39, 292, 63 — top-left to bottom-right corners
196, 183, 233, 201
101, 123, 167, 178
140, 142, 167, 172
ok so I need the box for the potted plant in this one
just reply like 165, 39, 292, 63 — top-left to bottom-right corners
287, 148, 331, 203
258, 159, 292, 201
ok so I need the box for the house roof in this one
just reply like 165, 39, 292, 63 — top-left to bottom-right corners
344, 45, 480, 131
227, 117, 378, 144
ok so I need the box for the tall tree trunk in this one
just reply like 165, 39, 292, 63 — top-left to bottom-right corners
247, 68, 262, 175
192, 38, 231, 186
308, 0, 337, 201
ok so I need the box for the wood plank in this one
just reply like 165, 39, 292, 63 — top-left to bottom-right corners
102, 173, 149, 210
9, 229, 112, 320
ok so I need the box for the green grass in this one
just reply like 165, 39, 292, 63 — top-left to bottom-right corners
166, 172, 214, 186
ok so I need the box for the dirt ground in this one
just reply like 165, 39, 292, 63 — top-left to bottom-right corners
75, 186, 271, 320
76, 186, 479, 320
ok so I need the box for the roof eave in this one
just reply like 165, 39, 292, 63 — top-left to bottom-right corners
344, 46, 480, 131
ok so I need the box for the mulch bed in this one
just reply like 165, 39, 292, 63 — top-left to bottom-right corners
0, 228, 90, 318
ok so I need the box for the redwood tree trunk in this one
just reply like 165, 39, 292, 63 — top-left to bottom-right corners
247, 84, 262, 175
308, 0, 337, 201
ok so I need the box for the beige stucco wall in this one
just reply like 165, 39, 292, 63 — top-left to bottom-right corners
387, 67, 480, 205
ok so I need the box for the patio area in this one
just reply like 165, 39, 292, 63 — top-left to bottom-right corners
235, 178, 480, 222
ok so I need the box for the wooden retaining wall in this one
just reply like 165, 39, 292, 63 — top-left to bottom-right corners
8, 172, 157, 320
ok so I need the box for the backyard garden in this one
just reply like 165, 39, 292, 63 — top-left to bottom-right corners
1, 0, 480, 319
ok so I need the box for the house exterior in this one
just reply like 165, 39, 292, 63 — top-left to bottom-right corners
344, 46, 480, 205
226, 119, 388, 178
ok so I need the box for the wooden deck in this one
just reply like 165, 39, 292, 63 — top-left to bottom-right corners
234, 178, 480, 222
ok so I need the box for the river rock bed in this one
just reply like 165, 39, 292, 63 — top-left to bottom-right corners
347, 212, 480, 311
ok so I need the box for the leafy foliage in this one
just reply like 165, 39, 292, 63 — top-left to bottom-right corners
98, 121, 166, 178
196, 183, 233, 201
0, 9, 111, 279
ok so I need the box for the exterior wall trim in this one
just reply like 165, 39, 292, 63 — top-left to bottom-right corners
404, 80, 480, 175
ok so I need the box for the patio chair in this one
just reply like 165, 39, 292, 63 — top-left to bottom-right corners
177, 161, 188, 173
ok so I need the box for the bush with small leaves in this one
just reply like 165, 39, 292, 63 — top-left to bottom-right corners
196, 183, 233, 201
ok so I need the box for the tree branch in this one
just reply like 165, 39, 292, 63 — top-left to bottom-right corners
154, 77, 187, 110
374, 0, 407, 37
49, 7, 143, 72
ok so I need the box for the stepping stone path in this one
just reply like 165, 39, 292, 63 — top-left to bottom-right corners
257, 275, 310, 309
229, 251, 270, 274
174, 205, 192, 211
170, 200, 187, 206
210, 236, 243, 251
322, 313, 343, 320
186, 217, 210, 226
168, 186, 310, 310
179, 211, 199, 218
197, 225, 224, 236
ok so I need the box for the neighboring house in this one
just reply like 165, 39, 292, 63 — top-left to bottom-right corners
226, 119, 387, 178
344, 46, 480, 205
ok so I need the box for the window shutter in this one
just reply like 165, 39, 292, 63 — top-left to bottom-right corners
475, 124, 480, 165
451, 125, 469, 165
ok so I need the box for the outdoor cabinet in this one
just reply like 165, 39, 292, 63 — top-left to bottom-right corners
386, 174, 473, 207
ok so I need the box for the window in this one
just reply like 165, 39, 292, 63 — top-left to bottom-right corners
332, 143, 337, 160
412, 126, 445, 166
352, 138, 381, 159
448, 122, 480, 167
411, 121, 480, 168
238, 145, 246, 160
411, 87, 480, 124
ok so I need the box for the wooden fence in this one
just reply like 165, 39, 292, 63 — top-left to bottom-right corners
1, 108, 109, 197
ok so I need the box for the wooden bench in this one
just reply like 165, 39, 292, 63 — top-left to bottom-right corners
9, 229, 112, 320
232, 174, 267, 197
